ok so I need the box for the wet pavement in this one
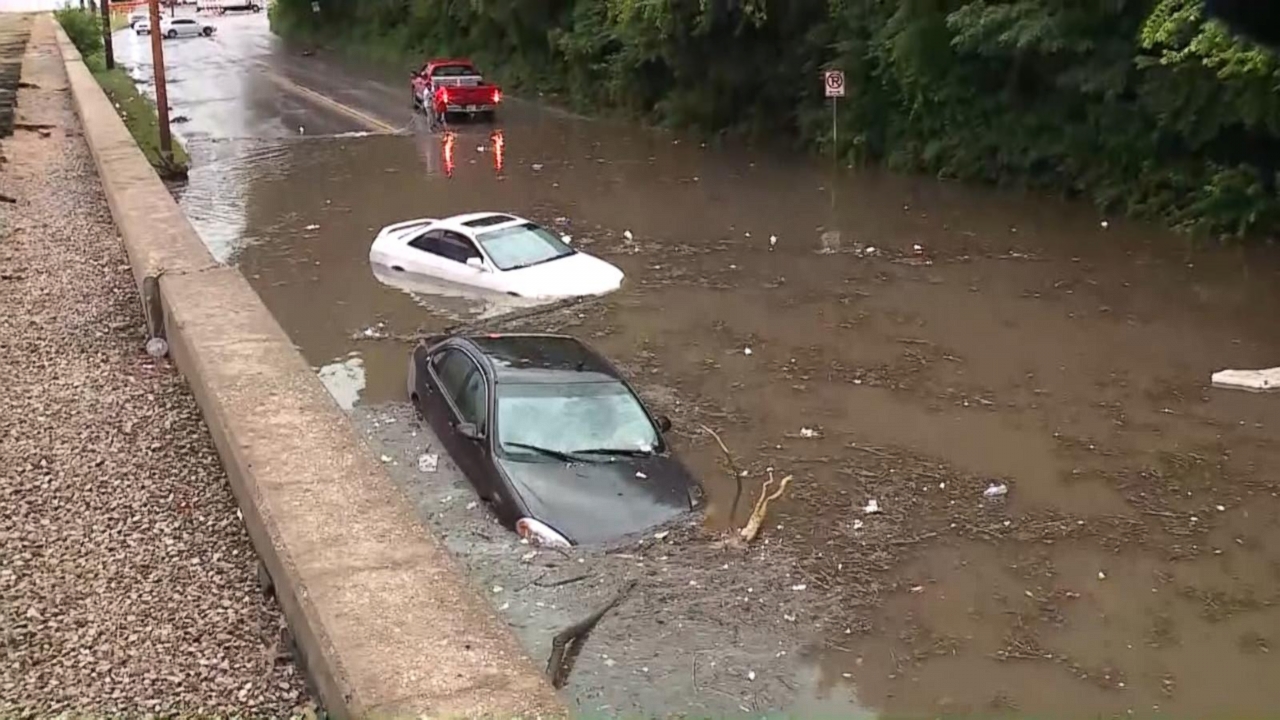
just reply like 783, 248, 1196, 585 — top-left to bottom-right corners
119, 11, 1280, 718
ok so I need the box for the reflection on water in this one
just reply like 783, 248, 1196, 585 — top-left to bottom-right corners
370, 262, 545, 321
317, 353, 365, 410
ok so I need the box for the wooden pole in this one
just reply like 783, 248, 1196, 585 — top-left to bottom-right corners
148, 0, 173, 163
100, 0, 115, 69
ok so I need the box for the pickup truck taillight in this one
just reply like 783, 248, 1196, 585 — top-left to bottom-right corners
440, 87, 450, 104
492, 89, 502, 104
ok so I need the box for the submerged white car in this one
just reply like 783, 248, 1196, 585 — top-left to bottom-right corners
369, 213, 624, 300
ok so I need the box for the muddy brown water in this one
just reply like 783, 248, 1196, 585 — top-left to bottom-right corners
143, 13, 1280, 718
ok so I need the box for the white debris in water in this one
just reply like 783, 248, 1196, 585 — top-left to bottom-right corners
790, 584, 807, 591
1211, 367, 1279, 393
1100, 220, 1109, 228
743, 347, 753, 356
298, 125, 305, 134
799, 427, 819, 439
747, 670, 757, 681
1217, 504, 1226, 512
653, 530, 670, 540
465, 501, 478, 511
1097, 571, 1107, 581
635, 471, 648, 479
604, 658, 617, 668
983, 483, 1009, 499
379, 455, 391, 463
862, 246, 878, 257
623, 230, 634, 241
863, 499, 881, 514
531, 163, 544, 171
852, 519, 864, 531
491, 585, 504, 594
499, 602, 509, 611
769, 235, 778, 250
417, 453, 438, 473
304, 224, 320, 231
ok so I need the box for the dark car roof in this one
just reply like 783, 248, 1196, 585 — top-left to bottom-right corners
461, 334, 621, 385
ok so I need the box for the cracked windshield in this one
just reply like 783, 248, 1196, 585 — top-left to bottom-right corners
7, 0, 1280, 717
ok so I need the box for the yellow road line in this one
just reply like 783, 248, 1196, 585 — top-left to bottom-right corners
264, 70, 399, 134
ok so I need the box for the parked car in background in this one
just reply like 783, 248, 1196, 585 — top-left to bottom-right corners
407, 334, 702, 546
411, 58, 502, 123
128, 10, 148, 28
133, 17, 151, 34
369, 212, 624, 300
158, 17, 216, 38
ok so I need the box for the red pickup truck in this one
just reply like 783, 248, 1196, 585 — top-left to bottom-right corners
411, 59, 503, 124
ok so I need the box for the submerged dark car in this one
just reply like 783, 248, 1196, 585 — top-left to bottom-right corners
407, 333, 702, 546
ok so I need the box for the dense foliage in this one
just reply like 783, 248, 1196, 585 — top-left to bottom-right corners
55, 7, 104, 60
272, 0, 1280, 237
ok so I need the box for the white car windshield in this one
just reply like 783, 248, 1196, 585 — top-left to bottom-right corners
477, 223, 573, 271
497, 382, 658, 458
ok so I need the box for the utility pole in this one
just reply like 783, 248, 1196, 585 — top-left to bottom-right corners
148, 0, 173, 164
100, 0, 115, 69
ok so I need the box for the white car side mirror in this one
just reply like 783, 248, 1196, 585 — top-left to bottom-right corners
465, 257, 486, 271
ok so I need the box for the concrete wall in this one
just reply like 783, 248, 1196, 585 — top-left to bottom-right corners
50, 16, 564, 719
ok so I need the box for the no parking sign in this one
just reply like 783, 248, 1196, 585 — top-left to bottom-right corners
823, 70, 845, 98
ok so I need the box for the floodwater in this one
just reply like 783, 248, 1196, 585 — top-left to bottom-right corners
119, 11, 1280, 718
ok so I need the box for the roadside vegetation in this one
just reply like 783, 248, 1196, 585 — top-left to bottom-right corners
271, 0, 1280, 239
54, 7, 189, 179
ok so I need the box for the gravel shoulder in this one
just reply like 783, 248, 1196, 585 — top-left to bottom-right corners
0, 18, 308, 717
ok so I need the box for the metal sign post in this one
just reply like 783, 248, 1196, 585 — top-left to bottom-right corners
823, 69, 845, 163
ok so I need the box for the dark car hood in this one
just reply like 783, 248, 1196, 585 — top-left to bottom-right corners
498, 454, 697, 545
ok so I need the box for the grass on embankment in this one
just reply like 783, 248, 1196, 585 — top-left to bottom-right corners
85, 52, 189, 179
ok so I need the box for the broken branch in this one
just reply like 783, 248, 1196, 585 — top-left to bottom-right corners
699, 423, 744, 522
739, 472, 793, 543
545, 580, 637, 688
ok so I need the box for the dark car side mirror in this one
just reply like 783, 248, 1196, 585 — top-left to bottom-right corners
457, 422, 482, 440
657, 415, 673, 433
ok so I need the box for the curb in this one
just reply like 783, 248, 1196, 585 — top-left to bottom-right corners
48, 16, 564, 719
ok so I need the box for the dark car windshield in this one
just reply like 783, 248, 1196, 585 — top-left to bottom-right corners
496, 382, 659, 458
477, 223, 574, 271
431, 64, 477, 77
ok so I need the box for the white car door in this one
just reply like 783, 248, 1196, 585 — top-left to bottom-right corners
183, 20, 201, 36
398, 230, 490, 290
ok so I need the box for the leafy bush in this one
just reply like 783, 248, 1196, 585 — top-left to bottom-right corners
54, 7, 103, 59
272, 0, 1280, 239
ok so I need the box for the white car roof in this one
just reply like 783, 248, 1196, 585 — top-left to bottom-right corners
433, 212, 531, 236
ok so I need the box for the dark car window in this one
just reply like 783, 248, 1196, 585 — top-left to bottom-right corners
456, 368, 488, 428
434, 349, 473, 401
408, 230, 482, 265
431, 64, 477, 77
496, 382, 658, 456
434, 350, 487, 428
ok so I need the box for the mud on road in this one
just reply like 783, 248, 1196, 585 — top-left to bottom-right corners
138, 12, 1280, 717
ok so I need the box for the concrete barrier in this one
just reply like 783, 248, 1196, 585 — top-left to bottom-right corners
49, 16, 564, 719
